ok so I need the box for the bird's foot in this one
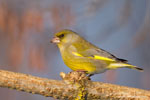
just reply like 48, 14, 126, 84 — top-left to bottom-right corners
87, 74, 94, 77
75, 70, 87, 74
60, 71, 91, 84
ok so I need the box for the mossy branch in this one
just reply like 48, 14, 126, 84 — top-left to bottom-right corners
0, 69, 150, 100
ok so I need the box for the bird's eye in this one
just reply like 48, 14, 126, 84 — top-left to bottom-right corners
59, 34, 64, 38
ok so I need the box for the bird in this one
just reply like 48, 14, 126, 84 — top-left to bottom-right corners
51, 29, 143, 76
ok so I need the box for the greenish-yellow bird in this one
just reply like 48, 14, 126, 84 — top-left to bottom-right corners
51, 29, 143, 76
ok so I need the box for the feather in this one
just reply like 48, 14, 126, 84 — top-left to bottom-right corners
72, 52, 115, 62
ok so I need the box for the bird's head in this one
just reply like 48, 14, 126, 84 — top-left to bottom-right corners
51, 29, 79, 45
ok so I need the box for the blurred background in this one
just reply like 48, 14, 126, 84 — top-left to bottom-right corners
0, 0, 150, 100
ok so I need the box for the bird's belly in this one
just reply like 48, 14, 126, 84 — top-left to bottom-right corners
62, 54, 107, 74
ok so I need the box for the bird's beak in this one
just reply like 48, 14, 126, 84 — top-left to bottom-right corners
50, 37, 60, 44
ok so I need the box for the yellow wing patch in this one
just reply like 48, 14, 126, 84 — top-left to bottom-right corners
93, 55, 115, 62
72, 52, 115, 62
72, 52, 83, 57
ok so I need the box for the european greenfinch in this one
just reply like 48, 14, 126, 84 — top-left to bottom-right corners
51, 29, 143, 76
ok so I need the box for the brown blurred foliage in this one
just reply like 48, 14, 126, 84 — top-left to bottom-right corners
50, 2, 75, 30
0, 1, 76, 71
0, 2, 45, 70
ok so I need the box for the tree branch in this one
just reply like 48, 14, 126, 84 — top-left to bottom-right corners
0, 69, 150, 100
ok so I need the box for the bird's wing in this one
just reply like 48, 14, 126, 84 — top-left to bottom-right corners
72, 48, 128, 62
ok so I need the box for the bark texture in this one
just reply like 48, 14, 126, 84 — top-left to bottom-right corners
0, 69, 150, 100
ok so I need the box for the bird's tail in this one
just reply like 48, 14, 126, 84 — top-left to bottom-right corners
107, 63, 143, 72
